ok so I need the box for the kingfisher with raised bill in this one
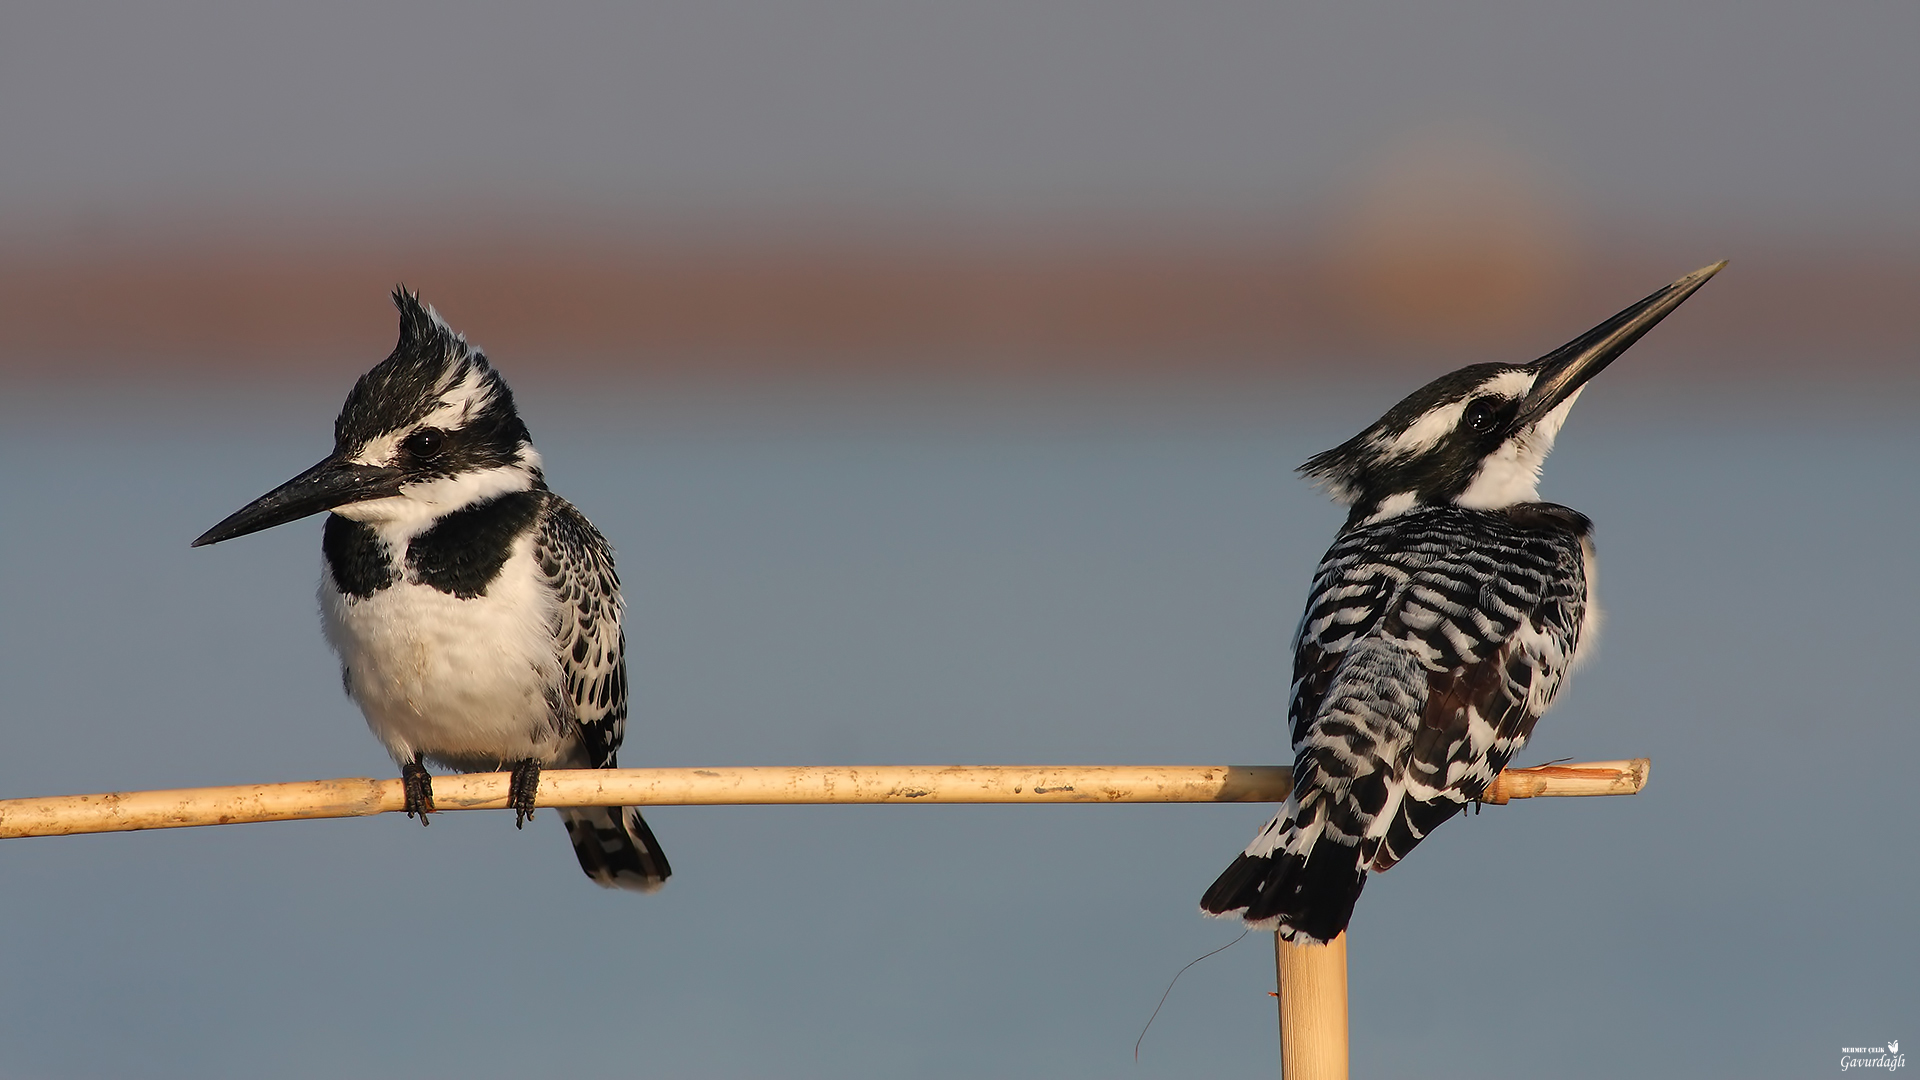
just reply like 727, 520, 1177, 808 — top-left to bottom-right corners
194, 290, 670, 892
1200, 262, 1723, 943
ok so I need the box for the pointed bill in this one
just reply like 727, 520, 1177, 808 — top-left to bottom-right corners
1514, 261, 1726, 428
192, 456, 405, 547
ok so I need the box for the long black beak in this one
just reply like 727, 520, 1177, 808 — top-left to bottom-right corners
1514, 260, 1726, 429
192, 456, 406, 547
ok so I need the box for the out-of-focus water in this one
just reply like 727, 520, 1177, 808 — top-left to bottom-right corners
0, 376, 1913, 1078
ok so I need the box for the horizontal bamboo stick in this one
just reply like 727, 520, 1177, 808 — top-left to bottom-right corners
1476, 758, 1649, 803
0, 759, 1648, 840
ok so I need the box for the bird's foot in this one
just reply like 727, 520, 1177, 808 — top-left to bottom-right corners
402, 759, 435, 826
507, 759, 541, 828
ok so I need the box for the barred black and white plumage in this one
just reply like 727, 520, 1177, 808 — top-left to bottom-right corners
537, 496, 671, 890
1201, 263, 1723, 943
195, 289, 670, 892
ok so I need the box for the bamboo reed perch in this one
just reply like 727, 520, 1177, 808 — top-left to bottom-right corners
1262, 756, 1655, 1080
1278, 932, 1349, 1080
0, 760, 1648, 839
0, 758, 1650, 1079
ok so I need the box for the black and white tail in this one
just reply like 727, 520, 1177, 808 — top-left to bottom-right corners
1200, 790, 1371, 944
561, 806, 672, 892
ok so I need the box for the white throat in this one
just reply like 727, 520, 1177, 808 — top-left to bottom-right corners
1455, 389, 1580, 510
331, 453, 542, 541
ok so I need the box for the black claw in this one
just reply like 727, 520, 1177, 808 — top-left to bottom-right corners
402, 759, 435, 826
507, 759, 542, 828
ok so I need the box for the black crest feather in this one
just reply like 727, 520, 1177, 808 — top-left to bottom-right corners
328, 289, 530, 473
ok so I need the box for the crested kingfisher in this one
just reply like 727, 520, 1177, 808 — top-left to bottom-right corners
195, 290, 670, 892
1200, 262, 1724, 942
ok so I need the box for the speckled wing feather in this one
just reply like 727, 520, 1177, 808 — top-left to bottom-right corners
1201, 504, 1588, 941
536, 495, 671, 891
535, 495, 629, 767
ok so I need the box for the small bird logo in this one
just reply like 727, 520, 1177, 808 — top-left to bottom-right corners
1889, 1040, 1899, 1053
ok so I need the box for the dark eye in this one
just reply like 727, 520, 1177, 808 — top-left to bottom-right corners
402, 428, 446, 458
1463, 398, 1499, 434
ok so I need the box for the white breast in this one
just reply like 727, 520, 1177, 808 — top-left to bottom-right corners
319, 533, 569, 771
1570, 536, 1602, 673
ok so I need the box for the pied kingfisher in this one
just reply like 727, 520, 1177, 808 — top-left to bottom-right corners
194, 289, 670, 892
1200, 262, 1723, 943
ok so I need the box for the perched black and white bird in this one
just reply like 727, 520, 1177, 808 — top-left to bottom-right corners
1200, 262, 1723, 943
194, 289, 670, 892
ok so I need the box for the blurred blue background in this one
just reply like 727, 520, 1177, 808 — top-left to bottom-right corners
3, 379, 1915, 1078
1, 2, 1916, 1078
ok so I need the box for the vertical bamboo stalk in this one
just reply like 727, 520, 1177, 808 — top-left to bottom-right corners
1275, 931, 1348, 1080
